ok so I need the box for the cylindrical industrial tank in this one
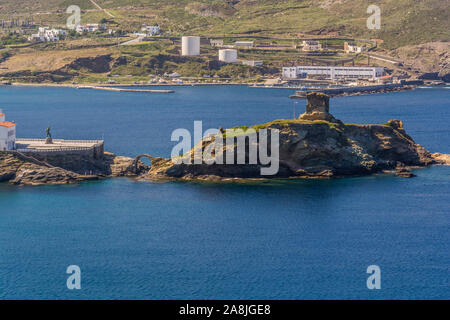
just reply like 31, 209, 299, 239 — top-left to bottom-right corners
181, 36, 200, 56
219, 49, 238, 63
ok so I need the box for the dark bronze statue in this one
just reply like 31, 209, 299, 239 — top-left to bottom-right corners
46, 126, 52, 139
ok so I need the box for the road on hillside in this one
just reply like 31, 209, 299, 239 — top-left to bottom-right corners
89, 0, 115, 18
119, 36, 145, 46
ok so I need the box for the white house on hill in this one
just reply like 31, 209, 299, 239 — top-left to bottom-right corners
28, 27, 67, 43
76, 24, 106, 34
302, 40, 322, 52
141, 25, 161, 35
344, 42, 365, 53
0, 109, 16, 151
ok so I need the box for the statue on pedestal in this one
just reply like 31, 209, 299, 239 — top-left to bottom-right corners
45, 126, 53, 144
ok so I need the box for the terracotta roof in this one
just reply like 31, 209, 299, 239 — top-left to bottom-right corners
0, 121, 16, 128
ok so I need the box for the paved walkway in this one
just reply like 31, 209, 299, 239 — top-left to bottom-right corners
16, 139, 103, 151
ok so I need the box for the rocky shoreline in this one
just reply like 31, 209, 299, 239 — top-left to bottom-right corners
0, 151, 148, 186
1, 93, 449, 186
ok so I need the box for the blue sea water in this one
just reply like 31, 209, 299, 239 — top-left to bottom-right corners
0, 85, 449, 299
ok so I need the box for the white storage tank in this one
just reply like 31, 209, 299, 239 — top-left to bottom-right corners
219, 49, 238, 63
181, 36, 200, 56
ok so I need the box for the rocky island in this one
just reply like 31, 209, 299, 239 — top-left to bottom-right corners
1, 92, 449, 186
139, 93, 449, 182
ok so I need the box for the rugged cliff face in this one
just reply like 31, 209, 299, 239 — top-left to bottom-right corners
392, 42, 450, 82
0, 151, 148, 186
140, 93, 447, 182
0, 152, 86, 186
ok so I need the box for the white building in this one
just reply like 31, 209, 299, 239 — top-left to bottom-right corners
242, 60, 263, 67
0, 109, 16, 151
210, 39, 223, 47
28, 34, 44, 42
235, 41, 254, 48
133, 32, 147, 38
181, 36, 200, 56
28, 27, 67, 42
282, 66, 384, 80
344, 42, 364, 53
167, 72, 180, 78
302, 40, 322, 52
141, 25, 161, 35
76, 24, 106, 34
219, 49, 238, 63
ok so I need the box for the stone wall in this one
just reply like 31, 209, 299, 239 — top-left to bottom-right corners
18, 142, 107, 174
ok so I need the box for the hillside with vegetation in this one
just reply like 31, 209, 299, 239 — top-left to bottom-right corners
0, 0, 448, 48
0, 0, 447, 83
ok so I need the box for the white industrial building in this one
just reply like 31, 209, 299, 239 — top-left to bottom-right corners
0, 109, 16, 151
282, 66, 384, 80
181, 36, 200, 56
219, 49, 238, 63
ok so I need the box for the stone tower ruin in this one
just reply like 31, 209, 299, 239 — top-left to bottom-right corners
299, 92, 338, 123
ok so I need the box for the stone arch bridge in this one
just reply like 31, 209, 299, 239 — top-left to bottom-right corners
132, 154, 156, 174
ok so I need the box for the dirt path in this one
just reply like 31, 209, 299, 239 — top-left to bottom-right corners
89, 0, 115, 18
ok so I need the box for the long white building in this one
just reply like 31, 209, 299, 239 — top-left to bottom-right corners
76, 24, 106, 34
0, 109, 16, 151
235, 41, 254, 48
282, 66, 384, 80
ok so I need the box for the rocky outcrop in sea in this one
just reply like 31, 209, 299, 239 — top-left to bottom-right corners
139, 93, 449, 182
